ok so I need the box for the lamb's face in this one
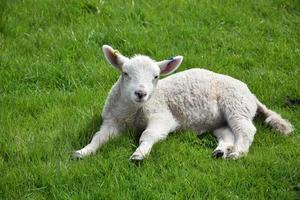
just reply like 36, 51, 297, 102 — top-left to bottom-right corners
121, 56, 160, 104
102, 45, 183, 105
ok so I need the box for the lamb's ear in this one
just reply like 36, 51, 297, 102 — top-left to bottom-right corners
157, 56, 183, 76
102, 45, 129, 70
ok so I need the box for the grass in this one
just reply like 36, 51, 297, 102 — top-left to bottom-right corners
0, 0, 300, 199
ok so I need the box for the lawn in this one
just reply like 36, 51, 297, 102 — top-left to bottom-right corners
0, 0, 300, 199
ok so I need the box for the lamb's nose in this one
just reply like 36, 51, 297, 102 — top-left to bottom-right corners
135, 90, 147, 99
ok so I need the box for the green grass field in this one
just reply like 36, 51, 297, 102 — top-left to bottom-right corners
1, 0, 300, 199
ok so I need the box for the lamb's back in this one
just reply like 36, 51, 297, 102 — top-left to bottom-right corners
152, 68, 253, 132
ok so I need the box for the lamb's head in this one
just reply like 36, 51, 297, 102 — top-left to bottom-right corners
102, 45, 183, 104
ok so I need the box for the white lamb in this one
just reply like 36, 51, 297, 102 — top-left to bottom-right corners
74, 45, 293, 160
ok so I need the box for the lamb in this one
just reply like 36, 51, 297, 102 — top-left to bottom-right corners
74, 45, 293, 161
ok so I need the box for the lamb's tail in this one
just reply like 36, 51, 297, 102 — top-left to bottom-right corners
256, 98, 293, 135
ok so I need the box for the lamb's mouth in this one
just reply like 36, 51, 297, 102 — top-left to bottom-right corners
135, 98, 146, 103
134, 96, 148, 103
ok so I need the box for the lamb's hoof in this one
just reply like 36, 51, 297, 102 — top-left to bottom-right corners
73, 151, 84, 159
212, 149, 224, 159
129, 153, 144, 162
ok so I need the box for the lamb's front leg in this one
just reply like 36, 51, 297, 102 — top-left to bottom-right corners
129, 113, 178, 161
74, 120, 120, 158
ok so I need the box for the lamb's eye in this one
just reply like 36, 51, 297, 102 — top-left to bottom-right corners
123, 72, 129, 77
154, 75, 159, 79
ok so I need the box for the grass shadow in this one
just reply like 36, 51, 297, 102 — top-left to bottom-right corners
72, 113, 102, 149
170, 130, 217, 150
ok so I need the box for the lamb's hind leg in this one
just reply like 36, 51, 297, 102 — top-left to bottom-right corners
221, 93, 257, 159
227, 118, 256, 159
212, 127, 235, 159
